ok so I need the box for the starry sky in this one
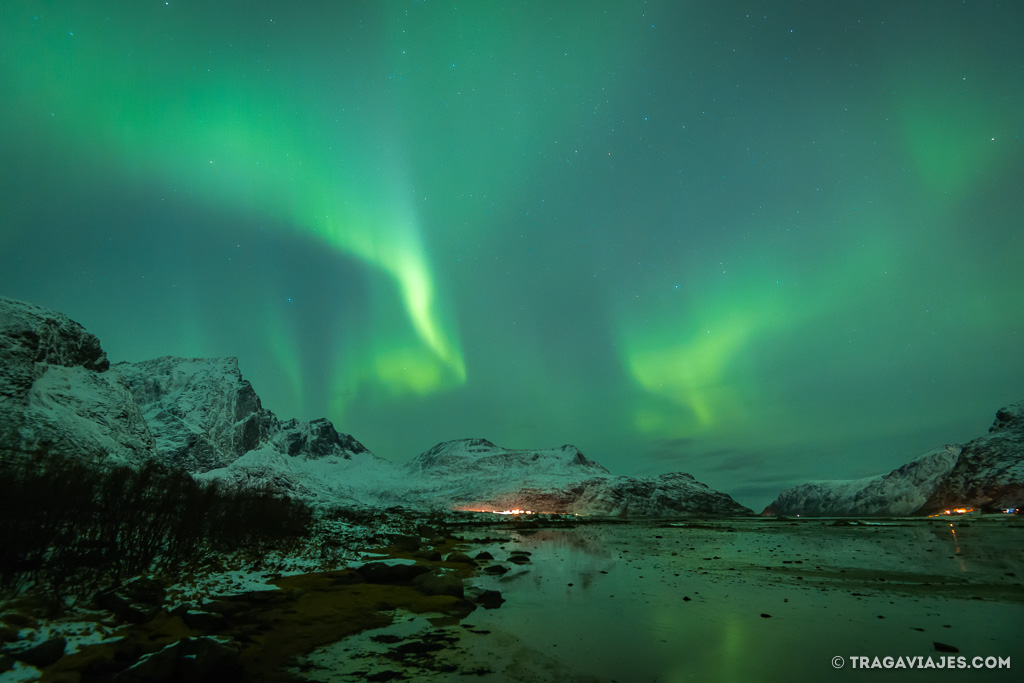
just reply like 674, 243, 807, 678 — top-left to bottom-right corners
1, 1, 1022, 510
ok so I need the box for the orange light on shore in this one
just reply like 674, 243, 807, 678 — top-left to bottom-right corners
927, 506, 976, 517
453, 506, 572, 515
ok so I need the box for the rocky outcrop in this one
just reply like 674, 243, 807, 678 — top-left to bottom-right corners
113, 357, 277, 472
113, 357, 377, 476
764, 402, 1024, 516
0, 297, 156, 466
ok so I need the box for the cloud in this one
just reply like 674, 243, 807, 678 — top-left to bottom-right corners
704, 451, 763, 473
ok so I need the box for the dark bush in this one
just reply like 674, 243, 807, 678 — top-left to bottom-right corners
0, 448, 312, 598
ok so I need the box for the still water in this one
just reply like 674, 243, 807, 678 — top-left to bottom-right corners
298, 519, 1024, 682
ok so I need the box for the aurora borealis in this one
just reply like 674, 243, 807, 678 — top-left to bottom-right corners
1, 1, 1021, 509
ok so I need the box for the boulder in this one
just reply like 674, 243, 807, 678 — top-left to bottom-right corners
95, 577, 167, 624
412, 572, 465, 598
475, 590, 505, 609
444, 552, 477, 565
385, 534, 421, 552
9, 636, 66, 667
356, 562, 431, 584
114, 636, 241, 683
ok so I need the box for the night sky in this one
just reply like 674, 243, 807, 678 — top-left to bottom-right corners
2, 1, 1022, 509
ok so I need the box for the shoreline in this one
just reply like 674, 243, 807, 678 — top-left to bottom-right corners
2, 515, 1021, 681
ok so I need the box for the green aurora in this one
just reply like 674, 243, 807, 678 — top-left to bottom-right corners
1, 1, 1022, 509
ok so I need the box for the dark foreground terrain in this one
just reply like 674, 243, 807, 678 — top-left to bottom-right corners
2, 515, 1021, 682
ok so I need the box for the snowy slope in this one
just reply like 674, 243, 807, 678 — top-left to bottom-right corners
194, 442, 401, 507
762, 446, 960, 516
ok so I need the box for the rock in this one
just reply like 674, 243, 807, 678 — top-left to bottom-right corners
507, 555, 531, 565
10, 636, 66, 667
120, 577, 166, 605
413, 572, 465, 598
0, 613, 36, 629
0, 654, 13, 674
475, 590, 505, 609
96, 592, 161, 624
180, 610, 230, 633
934, 642, 959, 653
276, 416, 368, 459
96, 577, 167, 624
413, 549, 442, 561
474, 551, 494, 561
444, 552, 477, 565
356, 562, 431, 584
114, 636, 241, 683
416, 524, 440, 538
386, 534, 421, 552
327, 569, 365, 585
483, 565, 509, 575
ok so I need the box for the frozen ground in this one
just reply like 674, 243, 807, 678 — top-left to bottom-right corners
294, 516, 1023, 682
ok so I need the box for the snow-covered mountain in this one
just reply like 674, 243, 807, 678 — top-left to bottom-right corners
403, 438, 751, 516
0, 296, 751, 516
113, 357, 373, 473
764, 403, 1024, 516
111, 354, 394, 506
762, 446, 960, 516
0, 297, 156, 466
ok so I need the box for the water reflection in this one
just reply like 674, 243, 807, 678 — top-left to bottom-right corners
297, 520, 1023, 682
462, 521, 1023, 683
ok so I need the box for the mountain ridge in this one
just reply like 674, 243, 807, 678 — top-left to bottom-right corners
0, 296, 752, 516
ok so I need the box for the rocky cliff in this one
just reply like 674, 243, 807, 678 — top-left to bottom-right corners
918, 402, 1024, 514
0, 297, 156, 466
